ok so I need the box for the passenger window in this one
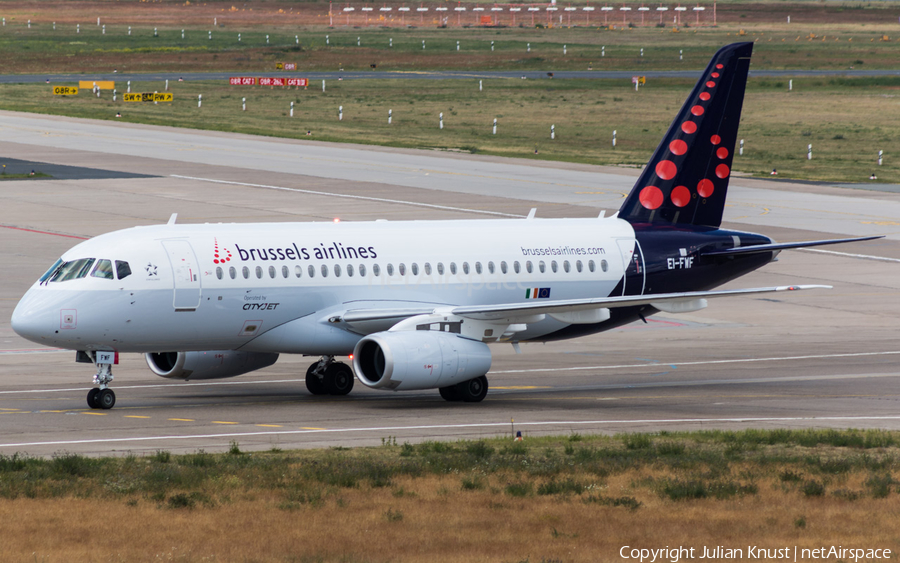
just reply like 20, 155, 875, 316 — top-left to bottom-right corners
256, 266, 263, 279
526, 261, 533, 274
334, 264, 341, 277
514, 261, 521, 274
475, 262, 482, 274
500, 261, 507, 274
563, 260, 570, 273
450, 263, 457, 275
282, 265, 289, 279
576, 260, 583, 273
387, 263, 394, 276
601, 259, 609, 272
424, 263, 432, 275
398, 263, 406, 276
242, 266, 250, 279
411, 263, 419, 276
229, 266, 237, 280
551, 260, 558, 273
359, 264, 366, 277
462, 262, 470, 275
372, 264, 380, 277
215, 267, 223, 280
295, 265, 302, 278
588, 260, 595, 273
115, 260, 131, 280
268, 265, 276, 279
539, 261, 546, 274
91, 259, 114, 280
321, 264, 329, 278
347, 264, 354, 277
308, 265, 316, 278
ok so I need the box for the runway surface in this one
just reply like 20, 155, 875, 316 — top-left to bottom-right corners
1, 110, 898, 457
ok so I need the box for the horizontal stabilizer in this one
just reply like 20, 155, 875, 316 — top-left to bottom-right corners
701, 235, 884, 257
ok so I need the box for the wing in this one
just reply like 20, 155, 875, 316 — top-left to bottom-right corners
333, 285, 829, 331
701, 236, 883, 258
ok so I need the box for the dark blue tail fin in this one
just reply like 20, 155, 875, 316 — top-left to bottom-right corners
618, 42, 753, 229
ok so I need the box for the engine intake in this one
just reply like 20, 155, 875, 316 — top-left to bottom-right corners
352, 331, 491, 391
145, 350, 278, 381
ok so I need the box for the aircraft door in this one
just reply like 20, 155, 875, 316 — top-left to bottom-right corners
615, 238, 646, 296
162, 240, 202, 310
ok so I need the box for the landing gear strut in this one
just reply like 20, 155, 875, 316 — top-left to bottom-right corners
306, 356, 355, 396
87, 362, 116, 410
440, 375, 488, 403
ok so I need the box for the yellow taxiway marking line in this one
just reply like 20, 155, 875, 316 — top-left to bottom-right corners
212, 421, 239, 425
168, 418, 195, 422
301, 427, 326, 430
0, 407, 21, 411
125, 415, 151, 419
82, 412, 107, 416
256, 424, 283, 428
39, 410, 68, 413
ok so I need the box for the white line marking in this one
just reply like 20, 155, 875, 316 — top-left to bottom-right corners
491, 350, 900, 375
171, 175, 524, 218
3, 416, 900, 448
800, 248, 900, 263
2, 351, 899, 395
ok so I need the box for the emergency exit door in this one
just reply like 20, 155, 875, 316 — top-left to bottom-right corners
162, 240, 201, 310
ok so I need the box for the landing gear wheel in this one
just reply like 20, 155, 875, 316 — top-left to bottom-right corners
325, 363, 354, 396
97, 388, 116, 410
457, 375, 489, 403
439, 385, 463, 402
305, 363, 328, 396
87, 388, 101, 409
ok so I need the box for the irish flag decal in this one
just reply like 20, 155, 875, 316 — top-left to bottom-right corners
525, 287, 551, 299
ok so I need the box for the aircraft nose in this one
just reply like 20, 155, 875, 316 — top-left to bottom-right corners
11, 289, 52, 344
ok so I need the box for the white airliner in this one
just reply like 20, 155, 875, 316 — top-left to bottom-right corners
11, 43, 880, 409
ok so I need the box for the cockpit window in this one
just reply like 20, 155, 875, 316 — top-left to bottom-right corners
51, 258, 96, 282
115, 261, 132, 280
39, 258, 64, 283
91, 259, 115, 280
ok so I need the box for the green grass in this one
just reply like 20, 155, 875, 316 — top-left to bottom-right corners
0, 429, 897, 506
2, 74, 897, 183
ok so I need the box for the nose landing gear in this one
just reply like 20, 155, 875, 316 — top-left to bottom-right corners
87, 361, 116, 409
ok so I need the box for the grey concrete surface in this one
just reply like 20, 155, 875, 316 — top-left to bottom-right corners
1, 113, 898, 457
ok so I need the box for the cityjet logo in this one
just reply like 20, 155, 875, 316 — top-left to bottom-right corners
233, 242, 378, 262
213, 238, 233, 265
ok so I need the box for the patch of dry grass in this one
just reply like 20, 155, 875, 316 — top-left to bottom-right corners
0, 431, 898, 562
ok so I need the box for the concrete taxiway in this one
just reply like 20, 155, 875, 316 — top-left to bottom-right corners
1, 110, 898, 457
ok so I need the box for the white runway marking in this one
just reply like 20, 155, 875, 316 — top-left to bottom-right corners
3, 416, 900, 449
171, 175, 524, 218
800, 248, 900, 263
490, 350, 900, 375
1, 351, 898, 395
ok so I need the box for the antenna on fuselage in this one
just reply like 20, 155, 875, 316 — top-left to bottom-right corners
167, 213, 178, 225
526, 208, 537, 219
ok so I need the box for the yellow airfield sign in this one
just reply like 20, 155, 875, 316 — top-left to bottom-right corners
53, 86, 79, 96
78, 80, 115, 90
124, 92, 173, 103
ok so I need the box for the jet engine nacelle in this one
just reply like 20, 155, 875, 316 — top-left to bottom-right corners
145, 350, 279, 381
352, 331, 491, 391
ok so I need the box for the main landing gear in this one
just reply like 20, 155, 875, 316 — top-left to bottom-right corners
305, 356, 355, 396
439, 375, 489, 403
87, 362, 116, 410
